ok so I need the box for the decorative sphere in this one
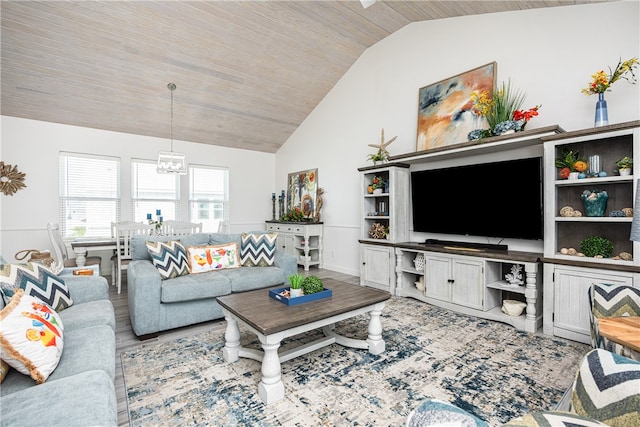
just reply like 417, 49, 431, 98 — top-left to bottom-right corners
578, 173, 586, 179
598, 171, 608, 177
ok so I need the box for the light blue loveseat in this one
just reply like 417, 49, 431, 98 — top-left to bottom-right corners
0, 272, 117, 427
127, 232, 297, 338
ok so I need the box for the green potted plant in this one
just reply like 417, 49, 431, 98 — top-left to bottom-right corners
288, 273, 304, 298
301, 275, 324, 295
615, 156, 633, 176
366, 148, 387, 165
580, 236, 614, 258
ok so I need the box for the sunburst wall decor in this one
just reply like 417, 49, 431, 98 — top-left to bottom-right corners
0, 162, 26, 196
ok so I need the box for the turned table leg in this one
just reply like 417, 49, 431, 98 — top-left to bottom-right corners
366, 302, 386, 355
222, 311, 241, 363
257, 334, 284, 404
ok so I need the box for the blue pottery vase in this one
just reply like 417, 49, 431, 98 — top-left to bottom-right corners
581, 190, 608, 217
594, 93, 608, 127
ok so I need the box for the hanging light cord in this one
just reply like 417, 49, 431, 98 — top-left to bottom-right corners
168, 83, 176, 152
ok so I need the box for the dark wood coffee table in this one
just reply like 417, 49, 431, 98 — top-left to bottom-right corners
216, 278, 391, 404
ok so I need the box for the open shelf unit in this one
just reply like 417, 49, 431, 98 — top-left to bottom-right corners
358, 164, 410, 293
541, 121, 640, 344
394, 244, 542, 333
543, 125, 639, 267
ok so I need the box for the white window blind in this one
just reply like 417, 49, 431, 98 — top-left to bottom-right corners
189, 165, 228, 232
59, 152, 120, 238
131, 159, 179, 222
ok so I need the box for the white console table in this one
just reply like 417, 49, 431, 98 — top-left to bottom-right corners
265, 221, 323, 271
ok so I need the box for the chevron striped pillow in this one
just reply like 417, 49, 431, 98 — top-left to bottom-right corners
503, 411, 607, 426
571, 349, 640, 426
240, 233, 277, 267
592, 283, 640, 319
146, 240, 189, 280
0, 262, 72, 312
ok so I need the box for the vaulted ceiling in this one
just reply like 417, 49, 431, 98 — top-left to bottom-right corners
1, 1, 608, 153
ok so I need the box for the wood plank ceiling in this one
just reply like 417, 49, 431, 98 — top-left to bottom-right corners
1, 1, 608, 153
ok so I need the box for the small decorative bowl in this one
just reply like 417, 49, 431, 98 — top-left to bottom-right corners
501, 300, 526, 317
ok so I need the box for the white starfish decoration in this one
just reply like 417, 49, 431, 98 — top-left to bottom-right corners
368, 128, 397, 160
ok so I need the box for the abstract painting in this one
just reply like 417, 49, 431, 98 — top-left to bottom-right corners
286, 168, 318, 220
416, 62, 496, 151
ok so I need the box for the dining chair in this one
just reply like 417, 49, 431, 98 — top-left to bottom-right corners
217, 220, 230, 234
47, 222, 102, 275
112, 221, 154, 294
109, 220, 144, 280
161, 220, 202, 236
589, 283, 640, 359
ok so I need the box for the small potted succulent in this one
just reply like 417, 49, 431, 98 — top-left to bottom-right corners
288, 273, 304, 298
366, 148, 387, 165
615, 156, 633, 176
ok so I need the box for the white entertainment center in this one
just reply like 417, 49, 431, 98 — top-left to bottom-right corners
359, 120, 640, 339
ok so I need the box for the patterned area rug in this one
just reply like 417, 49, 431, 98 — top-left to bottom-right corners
121, 296, 590, 426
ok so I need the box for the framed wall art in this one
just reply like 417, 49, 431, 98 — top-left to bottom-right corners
416, 62, 496, 152
286, 168, 318, 220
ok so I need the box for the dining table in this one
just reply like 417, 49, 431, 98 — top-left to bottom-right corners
597, 316, 640, 355
70, 238, 117, 267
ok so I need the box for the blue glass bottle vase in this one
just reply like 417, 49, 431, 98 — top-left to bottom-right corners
594, 92, 608, 127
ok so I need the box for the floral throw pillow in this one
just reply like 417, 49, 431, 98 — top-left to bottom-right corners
0, 289, 64, 384
186, 243, 240, 274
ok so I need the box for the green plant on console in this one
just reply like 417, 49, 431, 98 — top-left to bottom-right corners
301, 275, 324, 295
289, 273, 304, 290
280, 207, 306, 222
580, 236, 614, 258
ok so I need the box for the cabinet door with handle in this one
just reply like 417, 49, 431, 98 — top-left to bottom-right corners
425, 255, 451, 302
360, 244, 393, 292
276, 234, 295, 256
451, 258, 484, 310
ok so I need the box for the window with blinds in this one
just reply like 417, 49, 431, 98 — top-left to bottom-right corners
59, 152, 120, 238
189, 165, 228, 232
131, 159, 179, 222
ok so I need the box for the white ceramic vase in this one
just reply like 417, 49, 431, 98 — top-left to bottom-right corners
290, 288, 303, 298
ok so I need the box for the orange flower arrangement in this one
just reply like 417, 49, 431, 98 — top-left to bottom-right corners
581, 57, 638, 95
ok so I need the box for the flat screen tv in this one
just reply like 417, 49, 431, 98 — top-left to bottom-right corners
411, 157, 543, 241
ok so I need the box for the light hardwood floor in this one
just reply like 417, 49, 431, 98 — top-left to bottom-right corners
111, 268, 360, 426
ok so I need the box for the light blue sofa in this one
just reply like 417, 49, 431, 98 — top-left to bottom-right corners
127, 232, 297, 338
0, 272, 117, 427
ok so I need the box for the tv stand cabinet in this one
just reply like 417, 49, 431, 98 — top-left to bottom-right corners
394, 243, 542, 333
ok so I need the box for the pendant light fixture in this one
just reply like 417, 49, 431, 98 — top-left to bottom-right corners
157, 83, 187, 174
